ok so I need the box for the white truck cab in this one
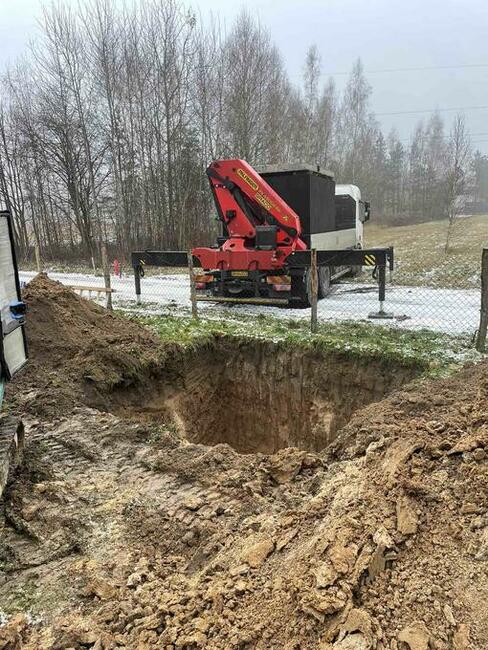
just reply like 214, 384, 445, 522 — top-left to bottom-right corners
311, 183, 369, 251
334, 183, 370, 250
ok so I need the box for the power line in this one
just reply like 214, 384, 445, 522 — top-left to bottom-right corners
289, 63, 488, 78
323, 63, 488, 77
376, 105, 488, 116
394, 136, 488, 146
396, 132, 488, 141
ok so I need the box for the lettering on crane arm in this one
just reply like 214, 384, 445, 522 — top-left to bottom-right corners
236, 167, 290, 222
254, 190, 287, 217
237, 168, 259, 191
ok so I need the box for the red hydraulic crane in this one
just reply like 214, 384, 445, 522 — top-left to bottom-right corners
192, 159, 308, 272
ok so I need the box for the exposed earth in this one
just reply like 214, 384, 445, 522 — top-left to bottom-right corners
0, 274, 487, 649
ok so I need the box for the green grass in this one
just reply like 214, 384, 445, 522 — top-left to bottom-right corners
0, 583, 40, 615
365, 215, 488, 289
132, 312, 482, 377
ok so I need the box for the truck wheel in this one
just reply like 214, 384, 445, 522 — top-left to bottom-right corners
291, 267, 329, 307
291, 271, 312, 308
318, 267, 331, 298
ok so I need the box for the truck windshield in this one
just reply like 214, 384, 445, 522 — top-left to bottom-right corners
334, 195, 356, 230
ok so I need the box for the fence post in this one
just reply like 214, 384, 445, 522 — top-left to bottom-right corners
34, 243, 42, 273
101, 244, 113, 311
310, 249, 318, 334
476, 248, 488, 352
188, 251, 198, 320
134, 264, 142, 305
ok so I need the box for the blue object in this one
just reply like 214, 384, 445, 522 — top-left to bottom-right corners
9, 300, 26, 320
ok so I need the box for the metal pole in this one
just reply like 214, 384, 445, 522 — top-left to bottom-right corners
188, 251, 198, 320
101, 244, 113, 311
368, 263, 393, 319
378, 264, 386, 314
310, 249, 318, 334
476, 248, 488, 352
133, 265, 141, 305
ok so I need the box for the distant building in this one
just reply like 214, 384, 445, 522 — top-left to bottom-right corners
462, 199, 488, 215
455, 189, 488, 216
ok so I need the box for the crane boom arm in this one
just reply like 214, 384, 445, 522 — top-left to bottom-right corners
206, 159, 307, 249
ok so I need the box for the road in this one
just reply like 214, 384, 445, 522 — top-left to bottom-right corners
19, 270, 480, 335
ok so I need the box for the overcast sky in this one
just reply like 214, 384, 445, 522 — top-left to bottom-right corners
2, 0, 488, 152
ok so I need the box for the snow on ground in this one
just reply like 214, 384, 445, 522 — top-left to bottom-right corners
19, 270, 480, 336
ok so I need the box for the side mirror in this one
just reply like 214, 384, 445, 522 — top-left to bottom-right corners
364, 201, 371, 222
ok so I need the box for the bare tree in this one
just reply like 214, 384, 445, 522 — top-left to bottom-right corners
0, 1, 478, 262
221, 11, 288, 164
302, 45, 320, 161
445, 114, 471, 253
336, 58, 373, 183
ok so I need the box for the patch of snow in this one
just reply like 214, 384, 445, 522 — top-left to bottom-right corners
19, 270, 480, 336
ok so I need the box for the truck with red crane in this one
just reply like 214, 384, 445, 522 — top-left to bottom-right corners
132, 159, 393, 309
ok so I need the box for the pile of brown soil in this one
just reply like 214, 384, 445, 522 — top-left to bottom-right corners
0, 275, 487, 650
10, 274, 169, 417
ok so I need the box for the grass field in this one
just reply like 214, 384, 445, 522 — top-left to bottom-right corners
365, 215, 488, 288
135, 313, 482, 376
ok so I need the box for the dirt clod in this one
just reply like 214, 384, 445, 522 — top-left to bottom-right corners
398, 621, 430, 650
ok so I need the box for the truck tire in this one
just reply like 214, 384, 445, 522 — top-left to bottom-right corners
291, 267, 330, 307
318, 267, 331, 298
291, 270, 312, 308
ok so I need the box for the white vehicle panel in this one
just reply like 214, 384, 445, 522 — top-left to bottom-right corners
311, 228, 358, 250
0, 213, 27, 378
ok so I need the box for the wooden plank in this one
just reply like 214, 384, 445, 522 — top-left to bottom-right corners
195, 296, 288, 305
67, 285, 116, 294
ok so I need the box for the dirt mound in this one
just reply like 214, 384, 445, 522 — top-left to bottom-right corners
11, 274, 168, 416
1, 275, 487, 649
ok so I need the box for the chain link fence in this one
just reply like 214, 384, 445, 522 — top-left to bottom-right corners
19, 246, 487, 341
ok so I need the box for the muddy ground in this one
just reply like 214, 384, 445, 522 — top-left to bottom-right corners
0, 275, 487, 649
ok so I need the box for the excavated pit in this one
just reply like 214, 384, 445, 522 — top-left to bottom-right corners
17, 275, 423, 457
113, 341, 421, 455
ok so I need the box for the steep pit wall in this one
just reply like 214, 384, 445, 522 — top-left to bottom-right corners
113, 340, 421, 454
